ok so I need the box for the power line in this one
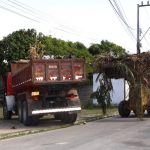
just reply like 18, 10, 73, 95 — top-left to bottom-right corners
113, 0, 134, 30
112, 0, 136, 39
0, 0, 101, 43
108, 0, 136, 42
140, 7, 150, 48
6, 0, 44, 22
0, 0, 42, 23
7, 0, 48, 22
143, 36, 150, 47
7, 0, 81, 33
7, 0, 101, 41
9, 0, 43, 16
140, 26, 150, 41
116, 0, 135, 30
137, 1, 150, 53
0, 4, 39, 23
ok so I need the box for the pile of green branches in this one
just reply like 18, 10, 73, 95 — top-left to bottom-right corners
92, 52, 150, 115
94, 52, 150, 88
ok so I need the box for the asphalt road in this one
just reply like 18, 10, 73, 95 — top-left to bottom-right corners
0, 116, 150, 150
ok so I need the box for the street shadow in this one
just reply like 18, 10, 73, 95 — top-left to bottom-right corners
95, 114, 150, 123
0, 115, 67, 131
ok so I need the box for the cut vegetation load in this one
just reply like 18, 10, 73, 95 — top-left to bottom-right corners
94, 52, 150, 118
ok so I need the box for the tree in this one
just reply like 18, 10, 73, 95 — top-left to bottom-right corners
74, 42, 86, 50
88, 44, 101, 55
90, 74, 112, 115
0, 29, 37, 62
88, 40, 126, 56
0, 29, 39, 76
41, 36, 93, 74
100, 40, 126, 56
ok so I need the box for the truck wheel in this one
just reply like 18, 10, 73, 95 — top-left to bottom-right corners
133, 109, 145, 116
118, 101, 131, 117
18, 100, 23, 123
22, 100, 39, 126
54, 113, 61, 120
61, 113, 77, 124
22, 100, 32, 126
3, 100, 12, 120
132, 109, 137, 116
147, 107, 150, 116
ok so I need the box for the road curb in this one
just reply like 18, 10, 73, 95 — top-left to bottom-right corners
76, 113, 118, 124
0, 113, 118, 140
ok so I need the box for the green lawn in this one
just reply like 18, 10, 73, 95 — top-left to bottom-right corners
80, 107, 118, 117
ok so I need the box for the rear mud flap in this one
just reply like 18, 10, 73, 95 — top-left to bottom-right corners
6, 95, 15, 111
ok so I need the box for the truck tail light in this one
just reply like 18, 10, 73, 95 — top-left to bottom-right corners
66, 88, 79, 101
31, 91, 40, 101
67, 94, 77, 99
66, 93, 79, 101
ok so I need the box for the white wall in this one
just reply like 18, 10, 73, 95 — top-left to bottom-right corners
93, 73, 129, 105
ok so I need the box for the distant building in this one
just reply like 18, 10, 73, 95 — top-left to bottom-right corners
93, 73, 129, 105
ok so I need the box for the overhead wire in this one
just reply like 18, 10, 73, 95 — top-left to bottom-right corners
140, 26, 150, 41
8, 0, 42, 16
115, 0, 135, 31
108, 0, 136, 42
0, 3, 39, 23
6, 0, 47, 22
134, 6, 150, 51
9, 0, 86, 34
0, 0, 101, 43
12, 0, 99, 40
8, 0, 94, 38
113, 0, 136, 40
140, 7, 150, 49
113, 0, 134, 30
8, 0, 70, 28
0, 0, 42, 22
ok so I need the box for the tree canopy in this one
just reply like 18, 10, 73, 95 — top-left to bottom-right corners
88, 40, 126, 56
0, 29, 127, 77
0, 29, 37, 62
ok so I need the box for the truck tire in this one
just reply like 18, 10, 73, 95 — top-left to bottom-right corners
18, 100, 23, 123
61, 113, 77, 124
118, 101, 131, 117
54, 113, 61, 120
22, 100, 33, 126
22, 100, 39, 126
3, 100, 12, 120
147, 107, 150, 116
132, 109, 137, 116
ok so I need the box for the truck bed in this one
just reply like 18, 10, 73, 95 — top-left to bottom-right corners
11, 58, 86, 91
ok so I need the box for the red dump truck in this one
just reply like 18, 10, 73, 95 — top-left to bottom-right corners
0, 58, 86, 126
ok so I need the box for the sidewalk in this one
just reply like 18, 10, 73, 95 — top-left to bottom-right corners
0, 108, 118, 140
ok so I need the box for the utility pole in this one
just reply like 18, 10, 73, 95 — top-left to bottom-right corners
137, 3, 140, 54
137, 1, 150, 54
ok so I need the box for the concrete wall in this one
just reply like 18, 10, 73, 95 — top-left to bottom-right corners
93, 73, 129, 105
77, 73, 129, 107
77, 85, 93, 106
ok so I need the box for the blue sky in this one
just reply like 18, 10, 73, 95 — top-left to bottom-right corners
0, 0, 150, 54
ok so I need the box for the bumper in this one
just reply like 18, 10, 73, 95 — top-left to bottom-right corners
32, 107, 81, 115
